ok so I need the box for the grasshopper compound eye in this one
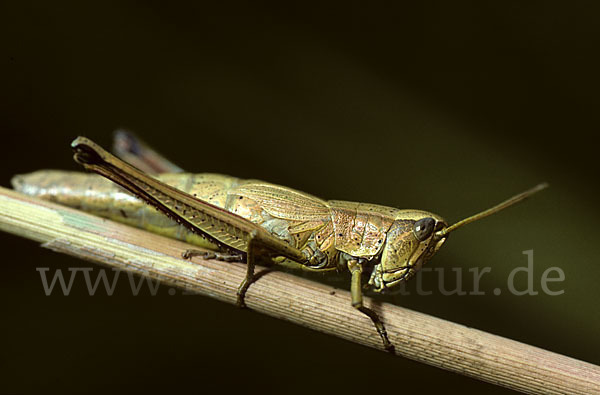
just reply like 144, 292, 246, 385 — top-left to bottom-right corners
413, 217, 435, 241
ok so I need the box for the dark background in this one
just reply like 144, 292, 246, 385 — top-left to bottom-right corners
1, 2, 599, 394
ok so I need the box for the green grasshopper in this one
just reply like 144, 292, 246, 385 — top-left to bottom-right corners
12, 133, 547, 352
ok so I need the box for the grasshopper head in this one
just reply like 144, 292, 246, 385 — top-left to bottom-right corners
368, 183, 548, 292
368, 211, 447, 292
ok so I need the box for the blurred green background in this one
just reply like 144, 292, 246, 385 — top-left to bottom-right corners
1, 2, 598, 394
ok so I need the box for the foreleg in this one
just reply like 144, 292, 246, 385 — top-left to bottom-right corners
348, 259, 395, 353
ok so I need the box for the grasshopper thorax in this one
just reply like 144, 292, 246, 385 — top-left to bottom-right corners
368, 210, 447, 292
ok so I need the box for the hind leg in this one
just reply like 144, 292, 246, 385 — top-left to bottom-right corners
113, 129, 184, 174
182, 249, 243, 262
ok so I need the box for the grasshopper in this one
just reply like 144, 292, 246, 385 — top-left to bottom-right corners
12, 133, 547, 352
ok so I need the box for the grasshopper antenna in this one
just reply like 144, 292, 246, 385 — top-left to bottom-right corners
435, 183, 548, 238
